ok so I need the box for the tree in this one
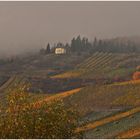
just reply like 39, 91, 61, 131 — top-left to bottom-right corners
76, 35, 82, 51
71, 36, 90, 52
46, 43, 51, 54
0, 83, 82, 139
71, 38, 76, 52
56, 42, 63, 48
65, 43, 70, 48
97, 39, 103, 52
93, 37, 97, 48
81, 37, 86, 49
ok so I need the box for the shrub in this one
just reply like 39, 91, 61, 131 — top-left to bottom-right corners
0, 83, 82, 139
132, 71, 140, 80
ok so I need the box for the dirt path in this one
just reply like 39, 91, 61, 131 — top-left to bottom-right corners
43, 88, 82, 102
34, 88, 82, 106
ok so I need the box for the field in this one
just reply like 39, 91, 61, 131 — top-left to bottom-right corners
0, 51, 140, 138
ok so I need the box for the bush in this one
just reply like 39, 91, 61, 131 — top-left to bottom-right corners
0, 83, 82, 139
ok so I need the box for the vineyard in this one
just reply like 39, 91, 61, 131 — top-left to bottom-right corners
62, 78, 140, 138
52, 52, 139, 79
0, 51, 140, 138
28, 77, 140, 139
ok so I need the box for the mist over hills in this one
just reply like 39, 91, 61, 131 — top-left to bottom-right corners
0, 1, 140, 58
1, 35, 140, 59
0, 43, 40, 58
111, 35, 140, 44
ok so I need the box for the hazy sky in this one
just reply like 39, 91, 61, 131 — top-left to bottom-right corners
0, 1, 140, 56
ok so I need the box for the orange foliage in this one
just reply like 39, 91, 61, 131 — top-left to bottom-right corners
133, 71, 140, 80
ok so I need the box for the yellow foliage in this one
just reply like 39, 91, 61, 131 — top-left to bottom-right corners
51, 71, 82, 79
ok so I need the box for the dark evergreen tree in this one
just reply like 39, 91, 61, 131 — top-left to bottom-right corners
81, 37, 86, 50
39, 36, 140, 54
93, 37, 97, 48
46, 43, 51, 54
65, 43, 70, 48
76, 35, 82, 51
71, 38, 76, 52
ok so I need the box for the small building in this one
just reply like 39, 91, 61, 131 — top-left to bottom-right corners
55, 47, 66, 54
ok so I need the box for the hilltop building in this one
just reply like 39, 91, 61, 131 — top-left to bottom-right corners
55, 47, 66, 54
54, 43, 67, 54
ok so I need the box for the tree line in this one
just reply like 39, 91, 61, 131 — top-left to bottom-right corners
40, 35, 139, 54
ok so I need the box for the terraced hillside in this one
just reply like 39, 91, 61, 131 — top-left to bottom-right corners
27, 78, 140, 139
22, 53, 89, 78
52, 52, 139, 80
62, 79, 140, 138
0, 51, 140, 138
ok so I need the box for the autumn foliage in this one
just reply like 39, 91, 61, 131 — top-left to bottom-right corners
0, 83, 82, 139
132, 71, 140, 80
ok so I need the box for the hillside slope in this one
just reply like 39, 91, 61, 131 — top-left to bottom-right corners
52, 52, 139, 80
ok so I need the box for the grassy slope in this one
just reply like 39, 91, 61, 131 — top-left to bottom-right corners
24, 53, 89, 78
1, 52, 140, 138
74, 79, 140, 138
76, 106, 140, 133
64, 80, 140, 138
111, 80, 140, 106
84, 111, 140, 138
65, 79, 140, 114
